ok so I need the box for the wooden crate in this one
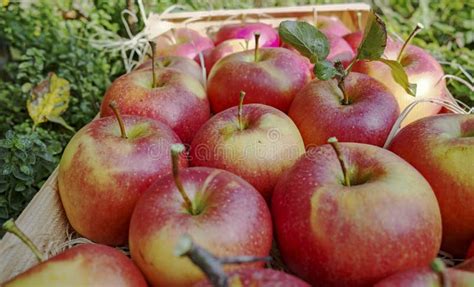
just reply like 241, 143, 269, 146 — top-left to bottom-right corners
0, 3, 370, 283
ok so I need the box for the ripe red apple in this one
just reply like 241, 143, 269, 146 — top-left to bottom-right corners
214, 22, 279, 47
353, 42, 447, 126
207, 47, 311, 113
272, 142, 442, 286
316, 16, 350, 37
468, 241, 474, 259
193, 269, 310, 287
100, 67, 210, 143
190, 101, 305, 200
343, 31, 397, 54
136, 55, 205, 86
3, 243, 147, 286
196, 39, 251, 75
152, 28, 214, 59
388, 114, 474, 257
288, 72, 400, 147
129, 145, 272, 286
58, 112, 187, 245
326, 33, 354, 67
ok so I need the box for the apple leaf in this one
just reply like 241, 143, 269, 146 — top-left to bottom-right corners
27, 72, 75, 131
378, 59, 417, 97
314, 60, 339, 80
356, 12, 387, 61
278, 20, 329, 62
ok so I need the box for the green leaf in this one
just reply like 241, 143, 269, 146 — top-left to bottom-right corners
378, 59, 417, 97
314, 60, 339, 81
357, 12, 387, 61
278, 20, 329, 62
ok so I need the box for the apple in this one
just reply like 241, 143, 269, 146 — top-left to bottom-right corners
58, 108, 187, 245
272, 141, 442, 286
100, 67, 210, 144
129, 144, 272, 287
135, 55, 205, 86
196, 39, 252, 75
315, 16, 351, 37
207, 46, 311, 113
214, 22, 279, 47
375, 259, 474, 287
288, 72, 400, 148
467, 241, 474, 259
326, 33, 355, 67
353, 28, 447, 126
343, 31, 397, 54
388, 114, 474, 257
190, 98, 305, 201
152, 28, 214, 59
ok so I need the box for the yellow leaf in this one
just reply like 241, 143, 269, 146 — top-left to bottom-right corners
27, 72, 74, 131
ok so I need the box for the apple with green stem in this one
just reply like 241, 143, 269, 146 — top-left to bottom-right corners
388, 114, 474, 258
136, 55, 205, 86
272, 139, 442, 286
58, 103, 186, 245
214, 22, 279, 47
129, 144, 273, 287
2, 219, 147, 286
207, 34, 311, 113
172, 235, 310, 287
353, 23, 448, 126
190, 91, 305, 201
374, 258, 474, 287
100, 44, 210, 144
152, 28, 214, 59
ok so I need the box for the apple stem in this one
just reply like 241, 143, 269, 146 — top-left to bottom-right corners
175, 235, 271, 287
337, 79, 350, 105
328, 137, 351, 187
2, 219, 44, 262
396, 23, 423, 62
148, 41, 157, 88
254, 33, 261, 62
109, 101, 127, 139
171, 144, 194, 214
431, 258, 450, 287
238, 91, 246, 130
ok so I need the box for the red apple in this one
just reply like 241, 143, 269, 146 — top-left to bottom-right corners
196, 39, 251, 75
353, 42, 447, 126
193, 269, 310, 287
100, 67, 210, 144
343, 31, 397, 54
136, 55, 205, 86
152, 28, 214, 59
129, 145, 272, 286
288, 72, 400, 148
58, 113, 187, 245
190, 102, 305, 200
3, 243, 147, 286
207, 47, 311, 113
214, 22, 279, 47
272, 142, 442, 286
388, 114, 474, 257
468, 241, 474, 259
316, 16, 350, 37
326, 33, 355, 67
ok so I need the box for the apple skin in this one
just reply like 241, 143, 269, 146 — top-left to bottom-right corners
326, 33, 355, 67
468, 241, 474, 259
58, 115, 187, 245
374, 266, 474, 287
214, 23, 279, 47
272, 143, 442, 287
3, 244, 147, 287
152, 28, 214, 59
343, 32, 397, 54
100, 67, 210, 144
353, 43, 447, 126
189, 104, 305, 201
288, 72, 400, 148
193, 269, 310, 287
196, 39, 250, 76
207, 47, 311, 113
135, 55, 205, 86
316, 16, 351, 37
129, 167, 273, 287
388, 114, 474, 257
